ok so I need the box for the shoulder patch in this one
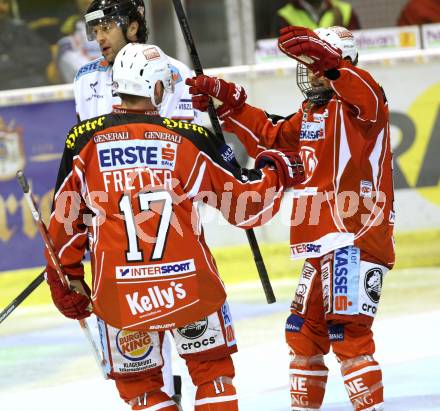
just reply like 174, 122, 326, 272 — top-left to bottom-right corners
75, 58, 109, 81
66, 116, 106, 150
162, 118, 208, 138
170, 65, 183, 84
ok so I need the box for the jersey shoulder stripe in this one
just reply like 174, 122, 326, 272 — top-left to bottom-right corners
75, 57, 110, 81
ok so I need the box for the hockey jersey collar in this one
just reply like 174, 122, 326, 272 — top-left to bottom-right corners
112, 105, 160, 116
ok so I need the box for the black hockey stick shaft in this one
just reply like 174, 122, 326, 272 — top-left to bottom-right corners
17, 171, 67, 285
171, 0, 276, 304
171, 0, 224, 139
0, 271, 45, 324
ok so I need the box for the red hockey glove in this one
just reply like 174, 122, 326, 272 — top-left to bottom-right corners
255, 149, 305, 188
186, 75, 247, 119
46, 266, 92, 320
278, 26, 342, 75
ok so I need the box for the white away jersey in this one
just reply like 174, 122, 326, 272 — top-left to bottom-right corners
74, 55, 196, 121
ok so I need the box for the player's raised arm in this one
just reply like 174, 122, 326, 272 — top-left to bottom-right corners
186, 75, 303, 158
326, 59, 386, 124
278, 25, 386, 125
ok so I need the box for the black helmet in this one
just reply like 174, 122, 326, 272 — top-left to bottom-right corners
84, 0, 148, 43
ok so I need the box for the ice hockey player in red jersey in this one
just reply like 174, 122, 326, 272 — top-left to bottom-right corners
44, 43, 305, 411
76, 0, 200, 403
186, 26, 395, 411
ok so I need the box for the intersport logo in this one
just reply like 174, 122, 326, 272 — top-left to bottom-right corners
126, 282, 187, 315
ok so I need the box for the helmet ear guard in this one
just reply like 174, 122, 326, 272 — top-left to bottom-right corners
112, 43, 175, 107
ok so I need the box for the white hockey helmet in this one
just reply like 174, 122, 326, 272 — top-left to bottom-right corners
315, 26, 358, 64
112, 43, 175, 107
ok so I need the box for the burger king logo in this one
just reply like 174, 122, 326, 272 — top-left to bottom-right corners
116, 330, 154, 361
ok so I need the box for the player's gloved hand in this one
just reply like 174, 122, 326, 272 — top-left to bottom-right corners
255, 149, 306, 188
278, 26, 342, 75
185, 75, 247, 119
45, 266, 92, 320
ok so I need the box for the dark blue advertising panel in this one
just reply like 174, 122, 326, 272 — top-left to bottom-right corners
0, 100, 76, 271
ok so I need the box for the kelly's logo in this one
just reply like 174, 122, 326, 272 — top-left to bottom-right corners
125, 282, 187, 315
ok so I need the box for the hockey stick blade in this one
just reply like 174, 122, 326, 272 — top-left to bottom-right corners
171, 0, 276, 304
0, 271, 45, 325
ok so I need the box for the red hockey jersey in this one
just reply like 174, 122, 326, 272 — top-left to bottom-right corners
47, 113, 284, 331
223, 60, 395, 267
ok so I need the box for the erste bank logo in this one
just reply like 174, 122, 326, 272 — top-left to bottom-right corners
97, 140, 177, 172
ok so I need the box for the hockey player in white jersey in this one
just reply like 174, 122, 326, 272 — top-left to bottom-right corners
73, 0, 197, 406
75, 0, 196, 123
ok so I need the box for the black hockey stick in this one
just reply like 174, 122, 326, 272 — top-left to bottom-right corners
0, 271, 45, 324
171, 0, 276, 304
16, 170, 108, 379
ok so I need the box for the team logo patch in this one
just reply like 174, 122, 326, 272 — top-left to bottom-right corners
364, 268, 383, 303
328, 324, 344, 341
291, 242, 322, 257
94, 131, 129, 143
389, 211, 395, 224
299, 121, 325, 141
177, 99, 193, 113
321, 260, 331, 314
219, 143, 237, 165
116, 330, 154, 361
221, 302, 236, 347
125, 282, 187, 316
177, 318, 208, 339
170, 65, 183, 83
333, 246, 360, 315
90, 81, 98, 94
162, 118, 208, 138
143, 47, 161, 60
75, 58, 109, 80
144, 131, 182, 144
291, 262, 316, 314
285, 314, 304, 333
360, 180, 373, 198
299, 146, 318, 184
66, 116, 106, 149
